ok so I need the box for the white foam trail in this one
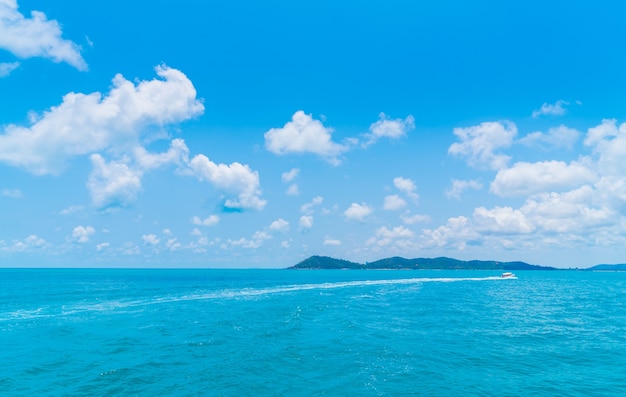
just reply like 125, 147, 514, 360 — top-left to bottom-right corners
0, 275, 513, 321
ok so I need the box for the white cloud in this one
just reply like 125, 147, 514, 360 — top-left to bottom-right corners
282, 168, 300, 195
142, 234, 160, 245
281, 168, 299, 182
72, 225, 95, 243
366, 225, 415, 248
422, 216, 477, 250
520, 188, 606, 233
448, 121, 517, 170
2, 234, 46, 252
490, 159, 597, 197
377, 225, 414, 239
87, 154, 142, 210
86, 139, 192, 210
189, 154, 266, 211
226, 231, 271, 249
59, 205, 83, 215
264, 111, 347, 163
286, 184, 299, 196
400, 212, 430, 225
323, 238, 342, 246
0, 0, 87, 70
269, 218, 290, 232
519, 125, 580, 149
344, 202, 373, 221
446, 179, 482, 200
584, 119, 626, 177
0, 61, 19, 77
0, 65, 203, 175
532, 100, 568, 118
299, 215, 313, 230
393, 177, 419, 201
134, 139, 190, 170
96, 242, 109, 251
424, 183, 616, 251
1, 188, 22, 198
192, 215, 220, 226
383, 195, 406, 211
473, 206, 535, 234
363, 113, 415, 147
301, 196, 323, 214
584, 119, 620, 147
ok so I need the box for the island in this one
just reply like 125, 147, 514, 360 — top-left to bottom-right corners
288, 255, 556, 270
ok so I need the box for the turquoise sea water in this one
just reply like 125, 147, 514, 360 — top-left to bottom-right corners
1, 269, 626, 396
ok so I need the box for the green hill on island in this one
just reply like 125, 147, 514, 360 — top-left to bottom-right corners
288, 255, 556, 270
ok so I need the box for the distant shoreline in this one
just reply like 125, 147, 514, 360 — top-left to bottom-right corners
288, 255, 626, 271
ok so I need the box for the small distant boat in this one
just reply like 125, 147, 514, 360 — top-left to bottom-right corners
501, 272, 515, 278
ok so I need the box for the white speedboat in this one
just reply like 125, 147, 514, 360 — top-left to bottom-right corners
501, 272, 515, 278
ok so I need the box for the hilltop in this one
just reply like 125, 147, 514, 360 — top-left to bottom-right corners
288, 255, 556, 270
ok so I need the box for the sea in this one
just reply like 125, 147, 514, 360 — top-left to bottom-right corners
1, 269, 626, 396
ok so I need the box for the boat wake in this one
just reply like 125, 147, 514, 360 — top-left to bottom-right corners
1, 275, 514, 322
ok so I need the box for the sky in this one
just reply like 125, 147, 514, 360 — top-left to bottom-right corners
2, 0, 626, 268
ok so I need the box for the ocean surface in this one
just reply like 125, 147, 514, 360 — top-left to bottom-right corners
1, 269, 626, 396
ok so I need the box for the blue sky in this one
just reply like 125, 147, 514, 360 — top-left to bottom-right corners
2, 0, 626, 268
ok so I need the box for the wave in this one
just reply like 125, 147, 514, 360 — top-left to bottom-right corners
0, 275, 512, 322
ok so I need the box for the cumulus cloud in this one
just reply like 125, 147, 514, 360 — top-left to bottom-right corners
0, 61, 19, 77
264, 111, 348, 163
87, 154, 142, 210
383, 195, 406, 211
363, 113, 415, 147
393, 177, 419, 201
323, 238, 342, 246
366, 226, 415, 249
473, 206, 535, 235
281, 168, 299, 182
519, 125, 581, 149
520, 187, 613, 233
134, 139, 190, 170
532, 100, 568, 118
142, 234, 160, 245
269, 218, 290, 232
448, 121, 517, 170
0, 0, 87, 70
490, 159, 597, 197
422, 216, 477, 250
189, 154, 266, 211
425, 118, 626, 255
96, 242, 109, 251
71, 225, 95, 243
446, 179, 482, 200
584, 119, 626, 177
0, 65, 204, 175
1, 234, 46, 252
400, 212, 430, 225
425, 183, 616, 251
225, 231, 272, 249
282, 168, 300, 196
192, 215, 220, 226
301, 196, 323, 214
87, 139, 196, 211
299, 215, 313, 230
344, 202, 373, 221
